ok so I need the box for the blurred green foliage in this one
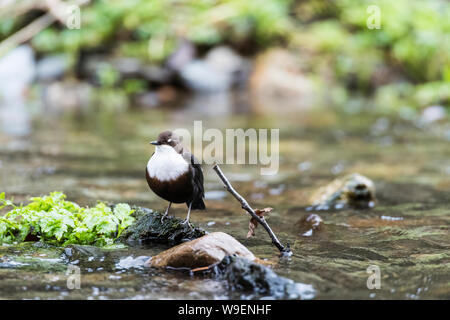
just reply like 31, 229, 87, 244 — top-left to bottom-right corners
0, 0, 448, 110
293, 0, 450, 108
26, 0, 293, 61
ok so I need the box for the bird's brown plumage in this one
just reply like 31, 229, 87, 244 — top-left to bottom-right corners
146, 131, 205, 210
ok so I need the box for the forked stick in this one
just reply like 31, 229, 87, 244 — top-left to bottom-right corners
212, 164, 291, 255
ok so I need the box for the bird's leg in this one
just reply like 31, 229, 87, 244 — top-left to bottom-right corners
161, 202, 172, 222
181, 202, 193, 228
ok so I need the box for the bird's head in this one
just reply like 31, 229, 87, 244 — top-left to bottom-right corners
150, 131, 181, 149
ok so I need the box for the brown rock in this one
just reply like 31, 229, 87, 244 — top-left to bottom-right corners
296, 213, 323, 237
146, 232, 255, 269
249, 48, 316, 113
309, 173, 376, 209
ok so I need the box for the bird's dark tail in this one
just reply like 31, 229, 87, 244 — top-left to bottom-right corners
190, 197, 206, 210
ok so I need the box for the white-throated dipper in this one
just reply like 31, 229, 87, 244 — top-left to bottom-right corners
146, 131, 205, 226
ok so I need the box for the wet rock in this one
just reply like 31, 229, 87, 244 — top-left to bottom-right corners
420, 105, 447, 124
166, 39, 196, 71
296, 213, 323, 237
62, 244, 107, 263
179, 46, 248, 92
147, 232, 255, 269
115, 255, 149, 270
119, 207, 206, 245
206, 46, 248, 77
0, 243, 66, 272
61, 244, 143, 273
309, 173, 376, 209
249, 48, 315, 113
0, 259, 29, 268
216, 255, 315, 300
179, 60, 231, 92
36, 54, 70, 81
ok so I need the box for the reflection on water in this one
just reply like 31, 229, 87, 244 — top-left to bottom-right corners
0, 90, 449, 299
0, 46, 33, 137
0, 101, 31, 137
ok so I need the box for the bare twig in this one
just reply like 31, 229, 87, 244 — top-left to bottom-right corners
0, 13, 55, 57
0, 0, 90, 57
212, 164, 292, 255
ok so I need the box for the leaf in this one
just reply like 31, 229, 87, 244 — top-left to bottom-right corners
113, 203, 134, 221
0, 192, 135, 246
247, 207, 272, 238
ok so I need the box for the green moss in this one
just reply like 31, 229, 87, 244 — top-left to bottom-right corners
0, 192, 135, 247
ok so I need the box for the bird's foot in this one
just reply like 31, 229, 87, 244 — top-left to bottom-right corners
181, 219, 192, 229
160, 214, 170, 223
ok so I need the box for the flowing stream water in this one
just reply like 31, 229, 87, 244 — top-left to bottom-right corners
0, 91, 449, 299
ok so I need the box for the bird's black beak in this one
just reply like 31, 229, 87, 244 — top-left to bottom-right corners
150, 141, 160, 146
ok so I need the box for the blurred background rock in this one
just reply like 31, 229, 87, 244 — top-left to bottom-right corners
0, 0, 448, 118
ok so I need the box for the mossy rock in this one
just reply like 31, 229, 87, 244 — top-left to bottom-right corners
118, 207, 206, 245
215, 255, 315, 300
309, 173, 376, 209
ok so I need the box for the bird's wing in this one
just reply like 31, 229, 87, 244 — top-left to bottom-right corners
190, 153, 204, 199
179, 147, 204, 199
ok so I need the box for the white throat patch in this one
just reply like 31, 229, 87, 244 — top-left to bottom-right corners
147, 145, 189, 182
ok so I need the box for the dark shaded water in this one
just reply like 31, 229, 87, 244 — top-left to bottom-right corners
0, 91, 449, 299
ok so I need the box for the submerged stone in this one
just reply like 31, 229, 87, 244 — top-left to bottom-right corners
296, 213, 324, 237
62, 244, 108, 262
119, 207, 206, 245
0, 242, 66, 272
115, 255, 149, 270
309, 173, 376, 209
147, 232, 255, 269
216, 255, 315, 300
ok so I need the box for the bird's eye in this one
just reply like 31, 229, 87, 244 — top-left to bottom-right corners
167, 139, 172, 143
